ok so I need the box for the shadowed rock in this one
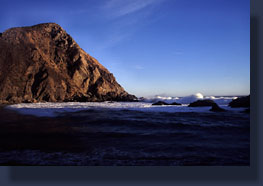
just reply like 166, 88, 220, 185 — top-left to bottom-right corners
0, 23, 136, 103
210, 103, 226, 112
170, 102, 182, 105
188, 99, 215, 107
152, 101, 169, 105
228, 95, 250, 108
152, 101, 181, 106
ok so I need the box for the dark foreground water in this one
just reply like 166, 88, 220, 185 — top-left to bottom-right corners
0, 107, 250, 166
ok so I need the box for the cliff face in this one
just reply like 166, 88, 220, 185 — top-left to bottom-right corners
0, 23, 136, 103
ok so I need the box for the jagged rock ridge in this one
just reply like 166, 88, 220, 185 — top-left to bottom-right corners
0, 23, 136, 103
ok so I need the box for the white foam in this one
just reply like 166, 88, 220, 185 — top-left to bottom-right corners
176, 93, 204, 104
143, 93, 238, 105
5, 100, 245, 117
142, 95, 179, 104
143, 93, 206, 104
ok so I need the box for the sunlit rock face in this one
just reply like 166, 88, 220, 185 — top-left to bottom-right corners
0, 23, 136, 103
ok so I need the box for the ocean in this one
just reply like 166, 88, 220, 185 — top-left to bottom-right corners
0, 95, 250, 166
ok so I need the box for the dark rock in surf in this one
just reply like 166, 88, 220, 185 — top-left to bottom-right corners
152, 101, 182, 106
170, 102, 182, 105
228, 95, 250, 108
210, 103, 226, 112
152, 101, 169, 105
188, 99, 215, 107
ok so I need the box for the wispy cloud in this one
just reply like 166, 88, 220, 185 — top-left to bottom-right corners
103, 0, 162, 18
98, 31, 132, 50
134, 65, 144, 70
95, 0, 165, 49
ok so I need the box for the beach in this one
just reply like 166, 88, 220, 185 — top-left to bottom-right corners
0, 102, 250, 166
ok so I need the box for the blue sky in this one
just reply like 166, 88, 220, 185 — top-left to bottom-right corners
0, 0, 250, 97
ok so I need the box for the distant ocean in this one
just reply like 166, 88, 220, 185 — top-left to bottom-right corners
1, 94, 250, 166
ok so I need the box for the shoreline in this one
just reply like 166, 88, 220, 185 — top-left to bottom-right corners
0, 103, 250, 166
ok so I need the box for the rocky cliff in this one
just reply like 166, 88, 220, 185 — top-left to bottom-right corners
0, 23, 136, 103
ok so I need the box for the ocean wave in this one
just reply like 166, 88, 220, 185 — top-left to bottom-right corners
142, 93, 238, 105
6, 101, 244, 117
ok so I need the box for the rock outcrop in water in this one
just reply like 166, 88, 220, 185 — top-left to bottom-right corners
188, 99, 215, 107
209, 103, 226, 112
152, 101, 169, 105
228, 95, 250, 108
170, 102, 182, 105
0, 23, 136, 103
152, 101, 181, 106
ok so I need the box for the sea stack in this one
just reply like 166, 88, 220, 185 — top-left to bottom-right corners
188, 99, 215, 107
228, 95, 250, 108
0, 23, 136, 103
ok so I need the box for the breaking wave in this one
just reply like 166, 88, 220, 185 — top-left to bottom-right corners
142, 93, 238, 105
5, 93, 243, 117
